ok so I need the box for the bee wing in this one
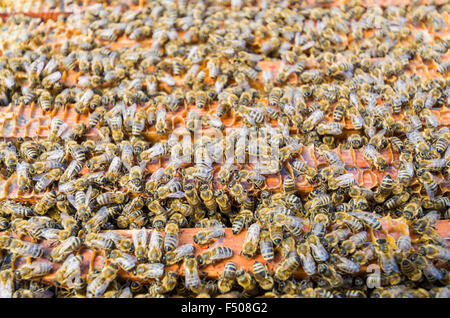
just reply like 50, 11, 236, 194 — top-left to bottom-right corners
50, 118, 66, 136
146, 143, 164, 158
34, 60, 46, 76
150, 168, 164, 182
173, 154, 191, 167
17, 161, 30, 175
174, 244, 195, 258
85, 186, 93, 205
125, 103, 137, 120
159, 72, 175, 86
208, 116, 223, 128
423, 183, 436, 201
46, 149, 65, 161
64, 160, 79, 176
444, 144, 450, 159
249, 173, 265, 182
43, 58, 58, 76
46, 71, 62, 83
67, 195, 78, 209
245, 223, 260, 245
301, 40, 315, 51
335, 173, 355, 187
403, 161, 414, 177
61, 129, 74, 141
349, 211, 381, 220
166, 191, 185, 199
156, 107, 166, 121
58, 180, 75, 194
107, 156, 122, 174
88, 170, 105, 178
148, 230, 163, 250
299, 252, 316, 275
139, 160, 148, 173
32, 173, 45, 182
210, 246, 233, 261
132, 229, 147, 247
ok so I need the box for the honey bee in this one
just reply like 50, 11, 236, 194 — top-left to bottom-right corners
241, 223, 260, 258
197, 246, 234, 267
34, 168, 63, 193
34, 190, 57, 216
199, 184, 217, 215
193, 226, 225, 246
194, 91, 207, 109
84, 207, 110, 234
16, 161, 32, 192
107, 249, 137, 273
87, 264, 119, 298
348, 134, 367, 149
362, 145, 388, 171
131, 109, 147, 136
217, 261, 236, 294
256, 229, 274, 263
347, 211, 382, 231
215, 190, 232, 216
147, 229, 164, 263
164, 222, 179, 252
85, 232, 116, 250
15, 262, 53, 280
184, 255, 202, 293
8, 239, 44, 259
419, 171, 438, 200
232, 209, 253, 235
165, 243, 195, 266
131, 229, 148, 262
228, 181, 248, 205
374, 238, 399, 275
0, 201, 33, 218
54, 254, 83, 287
155, 108, 168, 134
95, 192, 126, 207
48, 236, 82, 263
235, 269, 257, 297
135, 262, 166, 281
0, 270, 14, 298
252, 261, 274, 291
272, 213, 303, 236
275, 253, 300, 281
419, 244, 450, 262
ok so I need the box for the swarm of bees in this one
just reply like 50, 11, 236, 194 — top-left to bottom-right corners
0, 0, 449, 298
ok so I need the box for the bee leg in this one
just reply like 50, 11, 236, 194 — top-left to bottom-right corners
26, 257, 32, 264
378, 214, 392, 237
385, 234, 397, 250
10, 254, 19, 270
411, 237, 424, 244
50, 107, 58, 118
369, 228, 376, 245
89, 250, 97, 273
286, 162, 295, 181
